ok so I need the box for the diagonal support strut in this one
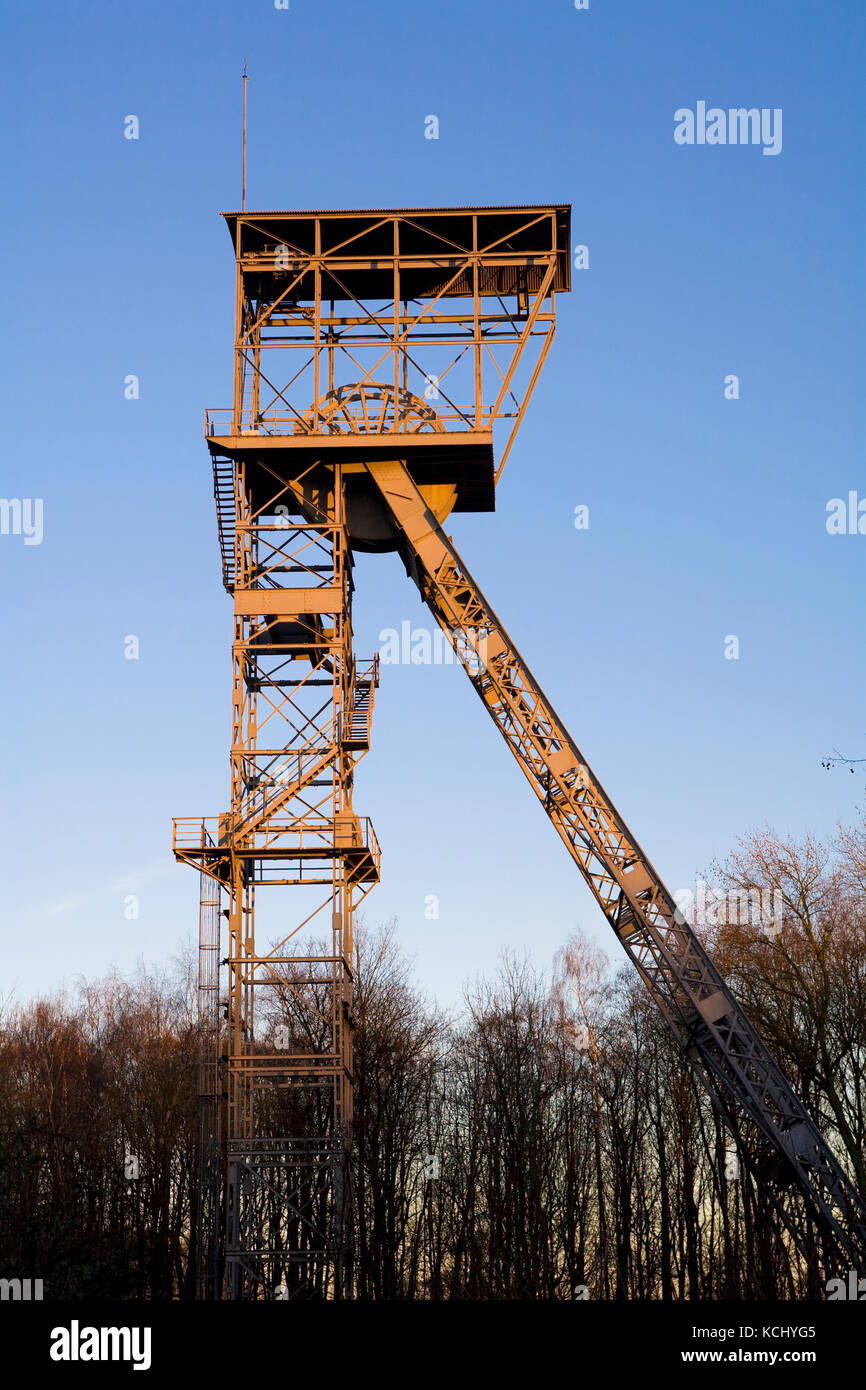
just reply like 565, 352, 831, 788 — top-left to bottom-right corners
365, 457, 866, 1275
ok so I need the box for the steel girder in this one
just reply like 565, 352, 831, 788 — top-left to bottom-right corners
365, 458, 866, 1277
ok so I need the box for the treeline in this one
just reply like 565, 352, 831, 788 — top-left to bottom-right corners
1, 824, 864, 1300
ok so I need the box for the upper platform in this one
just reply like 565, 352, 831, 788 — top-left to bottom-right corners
207, 202, 571, 511
219, 204, 571, 299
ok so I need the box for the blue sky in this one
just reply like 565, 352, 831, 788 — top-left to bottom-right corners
0, 0, 863, 1007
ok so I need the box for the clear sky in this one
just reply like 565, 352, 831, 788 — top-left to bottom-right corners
0, 0, 863, 1008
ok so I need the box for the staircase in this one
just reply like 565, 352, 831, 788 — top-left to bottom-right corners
222, 742, 338, 843
342, 662, 377, 750
212, 455, 236, 593
343, 682, 372, 751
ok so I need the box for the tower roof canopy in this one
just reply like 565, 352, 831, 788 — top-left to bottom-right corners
220, 204, 572, 301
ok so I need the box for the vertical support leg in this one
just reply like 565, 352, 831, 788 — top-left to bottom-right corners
216, 464, 375, 1298
197, 865, 222, 1299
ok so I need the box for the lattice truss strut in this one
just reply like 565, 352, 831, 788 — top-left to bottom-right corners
365, 459, 866, 1276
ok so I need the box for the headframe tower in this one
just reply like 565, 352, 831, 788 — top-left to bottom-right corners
174, 202, 866, 1298
173, 205, 568, 1297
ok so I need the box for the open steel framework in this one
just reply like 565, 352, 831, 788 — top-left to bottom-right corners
175, 466, 379, 1299
174, 203, 866, 1299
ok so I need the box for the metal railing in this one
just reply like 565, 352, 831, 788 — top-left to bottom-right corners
173, 813, 379, 875
173, 817, 220, 851
205, 403, 505, 439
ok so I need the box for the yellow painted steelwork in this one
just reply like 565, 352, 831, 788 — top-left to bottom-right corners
174, 199, 866, 1295
174, 204, 570, 1299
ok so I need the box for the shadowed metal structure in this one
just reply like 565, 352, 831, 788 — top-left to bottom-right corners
174, 202, 866, 1298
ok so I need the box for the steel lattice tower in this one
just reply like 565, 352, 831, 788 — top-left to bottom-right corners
178, 457, 378, 1299
175, 203, 866, 1298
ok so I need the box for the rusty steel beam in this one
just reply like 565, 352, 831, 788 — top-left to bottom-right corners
364, 458, 866, 1276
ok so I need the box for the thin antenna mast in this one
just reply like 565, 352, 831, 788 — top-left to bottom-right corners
242, 62, 248, 211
